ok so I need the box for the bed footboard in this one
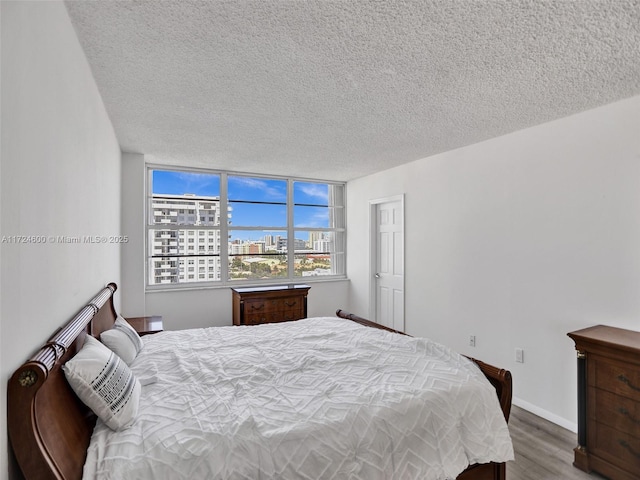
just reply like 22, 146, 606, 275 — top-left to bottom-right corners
335, 309, 511, 480
335, 309, 512, 421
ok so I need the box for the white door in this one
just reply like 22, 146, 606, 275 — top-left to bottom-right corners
371, 196, 404, 332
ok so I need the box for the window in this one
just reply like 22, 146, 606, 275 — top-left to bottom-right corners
292, 181, 345, 278
147, 168, 345, 288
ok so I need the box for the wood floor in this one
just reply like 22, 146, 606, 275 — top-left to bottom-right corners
507, 406, 606, 480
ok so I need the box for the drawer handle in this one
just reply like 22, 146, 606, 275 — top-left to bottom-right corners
617, 374, 640, 392
619, 439, 640, 460
617, 407, 640, 425
250, 304, 264, 311
284, 301, 297, 307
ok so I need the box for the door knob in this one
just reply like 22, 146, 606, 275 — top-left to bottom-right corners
375, 273, 380, 278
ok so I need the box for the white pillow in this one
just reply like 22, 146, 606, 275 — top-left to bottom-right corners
63, 335, 140, 431
100, 315, 144, 365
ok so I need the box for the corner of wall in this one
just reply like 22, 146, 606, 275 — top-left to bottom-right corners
120, 153, 147, 316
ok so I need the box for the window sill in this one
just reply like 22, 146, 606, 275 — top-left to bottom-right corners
145, 276, 349, 294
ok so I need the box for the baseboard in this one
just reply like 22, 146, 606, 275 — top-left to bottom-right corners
512, 396, 577, 433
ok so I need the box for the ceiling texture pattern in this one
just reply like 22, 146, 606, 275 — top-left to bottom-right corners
65, 0, 640, 181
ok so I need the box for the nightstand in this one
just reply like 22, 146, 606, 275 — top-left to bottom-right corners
125, 315, 163, 336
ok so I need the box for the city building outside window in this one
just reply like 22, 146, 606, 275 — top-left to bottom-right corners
147, 168, 346, 288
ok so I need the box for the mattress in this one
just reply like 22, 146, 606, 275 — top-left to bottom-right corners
83, 317, 513, 479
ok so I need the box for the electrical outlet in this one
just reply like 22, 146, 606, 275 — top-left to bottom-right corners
469, 335, 476, 347
515, 348, 524, 363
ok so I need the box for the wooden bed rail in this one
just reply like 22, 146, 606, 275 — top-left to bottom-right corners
336, 309, 408, 335
24, 283, 118, 378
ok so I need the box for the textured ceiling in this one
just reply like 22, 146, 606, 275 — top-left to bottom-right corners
65, 0, 640, 182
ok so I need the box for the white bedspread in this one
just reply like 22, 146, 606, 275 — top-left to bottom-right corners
83, 317, 513, 480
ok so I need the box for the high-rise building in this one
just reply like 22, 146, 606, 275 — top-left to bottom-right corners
150, 194, 222, 284
308, 231, 324, 249
313, 239, 331, 253
276, 238, 307, 252
264, 234, 275, 250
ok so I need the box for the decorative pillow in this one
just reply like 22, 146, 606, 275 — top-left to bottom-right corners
63, 335, 140, 431
100, 315, 144, 365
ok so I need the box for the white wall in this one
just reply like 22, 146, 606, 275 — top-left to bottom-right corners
347, 95, 640, 430
120, 158, 350, 329
0, 2, 121, 478
121, 153, 147, 316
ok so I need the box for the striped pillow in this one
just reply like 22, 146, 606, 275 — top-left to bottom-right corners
63, 335, 140, 431
100, 315, 144, 365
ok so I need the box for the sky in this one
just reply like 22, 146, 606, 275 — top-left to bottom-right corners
152, 170, 336, 241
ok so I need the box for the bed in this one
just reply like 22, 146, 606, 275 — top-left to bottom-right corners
8, 283, 513, 479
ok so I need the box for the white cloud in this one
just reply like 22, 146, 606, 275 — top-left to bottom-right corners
297, 183, 328, 203
229, 176, 287, 201
175, 172, 218, 194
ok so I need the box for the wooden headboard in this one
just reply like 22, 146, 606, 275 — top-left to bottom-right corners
7, 283, 119, 480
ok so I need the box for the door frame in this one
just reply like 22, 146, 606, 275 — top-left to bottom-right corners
368, 194, 405, 330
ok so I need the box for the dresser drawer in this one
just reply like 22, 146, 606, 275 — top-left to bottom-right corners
588, 422, 640, 475
244, 299, 272, 314
279, 307, 304, 321
591, 387, 640, 437
244, 308, 304, 325
590, 356, 640, 402
277, 296, 304, 311
244, 297, 305, 313
244, 312, 271, 325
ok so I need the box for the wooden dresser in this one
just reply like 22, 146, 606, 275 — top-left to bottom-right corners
232, 285, 310, 326
567, 325, 640, 480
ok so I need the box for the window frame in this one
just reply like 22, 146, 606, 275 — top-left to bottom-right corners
146, 165, 346, 290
